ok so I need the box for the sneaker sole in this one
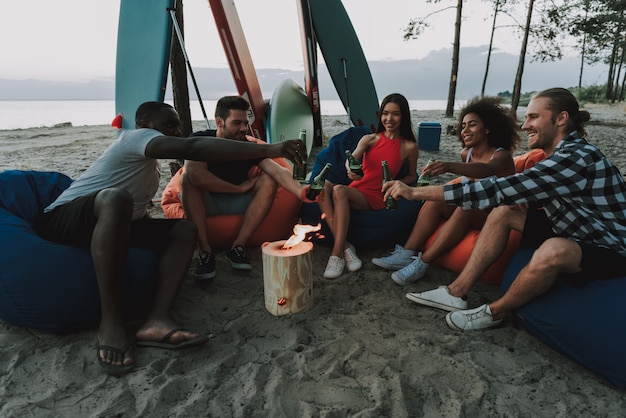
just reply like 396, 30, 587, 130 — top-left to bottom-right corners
405, 293, 466, 312
346, 262, 362, 272
391, 272, 421, 286
228, 262, 252, 271
445, 312, 464, 330
194, 271, 216, 280
445, 311, 504, 331
371, 259, 408, 270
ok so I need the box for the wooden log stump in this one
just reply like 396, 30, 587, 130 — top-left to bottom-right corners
261, 240, 314, 316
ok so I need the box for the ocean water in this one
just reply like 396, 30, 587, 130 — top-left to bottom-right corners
0, 99, 454, 130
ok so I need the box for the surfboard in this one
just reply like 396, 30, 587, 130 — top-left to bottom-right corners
114, 0, 175, 130
296, 0, 323, 148
208, 0, 267, 140
267, 78, 314, 156
309, 0, 379, 132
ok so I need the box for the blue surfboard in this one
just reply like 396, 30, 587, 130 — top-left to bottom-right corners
309, 0, 379, 132
114, 0, 175, 130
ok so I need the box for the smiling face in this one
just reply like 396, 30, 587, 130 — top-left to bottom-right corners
460, 112, 488, 148
521, 97, 566, 154
380, 101, 402, 134
216, 108, 249, 141
148, 106, 183, 137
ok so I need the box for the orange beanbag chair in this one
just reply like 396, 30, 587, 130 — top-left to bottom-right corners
161, 142, 302, 249
424, 149, 546, 284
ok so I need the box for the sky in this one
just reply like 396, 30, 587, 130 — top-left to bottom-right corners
0, 0, 531, 82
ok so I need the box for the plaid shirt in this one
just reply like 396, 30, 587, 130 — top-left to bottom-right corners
444, 132, 626, 256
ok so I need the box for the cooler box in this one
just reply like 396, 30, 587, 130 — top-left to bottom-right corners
418, 122, 441, 151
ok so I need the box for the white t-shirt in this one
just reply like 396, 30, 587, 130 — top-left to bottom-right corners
45, 128, 162, 220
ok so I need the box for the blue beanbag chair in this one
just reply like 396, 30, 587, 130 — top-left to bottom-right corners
301, 127, 423, 248
0, 170, 159, 333
501, 248, 626, 388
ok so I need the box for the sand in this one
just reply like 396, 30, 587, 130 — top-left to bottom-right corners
1, 105, 625, 416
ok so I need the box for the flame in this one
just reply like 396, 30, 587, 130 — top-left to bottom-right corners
282, 223, 322, 249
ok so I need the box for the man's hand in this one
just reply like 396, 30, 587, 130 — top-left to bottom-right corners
382, 180, 413, 201
272, 139, 307, 167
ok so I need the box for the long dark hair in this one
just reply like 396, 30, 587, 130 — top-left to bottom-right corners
375, 93, 417, 142
456, 96, 521, 152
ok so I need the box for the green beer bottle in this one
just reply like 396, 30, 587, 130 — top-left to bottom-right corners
293, 129, 308, 182
306, 162, 332, 200
417, 158, 435, 187
345, 149, 363, 177
381, 160, 397, 210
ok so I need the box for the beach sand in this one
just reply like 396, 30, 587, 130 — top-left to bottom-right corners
1, 105, 625, 416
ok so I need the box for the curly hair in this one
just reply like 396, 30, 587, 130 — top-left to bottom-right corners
456, 96, 521, 152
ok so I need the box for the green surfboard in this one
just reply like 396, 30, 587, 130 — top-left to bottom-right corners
267, 78, 314, 156
309, 0, 379, 132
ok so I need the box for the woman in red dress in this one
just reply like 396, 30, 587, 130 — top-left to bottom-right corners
318, 93, 419, 279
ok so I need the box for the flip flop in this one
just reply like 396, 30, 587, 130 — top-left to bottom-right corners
136, 328, 210, 350
96, 341, 135, 376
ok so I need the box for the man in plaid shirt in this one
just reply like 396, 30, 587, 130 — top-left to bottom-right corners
384, 87, 626, 331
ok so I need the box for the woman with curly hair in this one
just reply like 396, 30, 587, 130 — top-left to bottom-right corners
372, 96, 521, 285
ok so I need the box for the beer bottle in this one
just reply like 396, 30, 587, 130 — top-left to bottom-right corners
293, 129, 308, 182
344, 149, 363, 177
381, 160, 397, 210
306, 162, 332, 200
417, 158, 435, 187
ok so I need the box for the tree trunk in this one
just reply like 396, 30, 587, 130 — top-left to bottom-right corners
481, 0, 500, 97
171, 2, 192, 137
445, 0, 463, 117
510, 0, 534, 118
613, 43, 625, 102
578, 4, 589, 88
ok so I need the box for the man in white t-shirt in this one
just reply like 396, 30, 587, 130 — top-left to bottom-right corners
38, 101, 307, 375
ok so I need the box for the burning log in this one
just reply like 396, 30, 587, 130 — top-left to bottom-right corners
262, 240, 314, 316
261, 223, 321, 316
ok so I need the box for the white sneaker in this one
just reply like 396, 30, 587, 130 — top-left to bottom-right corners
446, 304, 503, 331
405, 286, 468, 312
344, 245, 362, 272
323, 256, 345, 279
391, 254, 429, 285
371, 245, 415, 270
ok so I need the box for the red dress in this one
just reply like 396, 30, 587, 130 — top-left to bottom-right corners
349, 133, 403, 210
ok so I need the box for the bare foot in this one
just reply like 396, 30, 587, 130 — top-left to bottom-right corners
96, 335, 135, 375
135, 320, 207, 349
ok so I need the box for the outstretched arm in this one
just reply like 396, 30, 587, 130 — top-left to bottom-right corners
145, 136, 306, 167
258, 158, 307, 197
383, 180, 445, 202
424, 150, 515, 179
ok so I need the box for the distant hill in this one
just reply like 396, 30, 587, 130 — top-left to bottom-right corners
0, 46, 608, 101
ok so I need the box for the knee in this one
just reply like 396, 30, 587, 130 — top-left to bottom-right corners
485, 206, 518, 229
96, 188, 133, 215
180, 171, 194, 194
257, 173, 278, 194
332, 184, 349, 201
171, 218, 198, 243
531, 238, 581, 271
